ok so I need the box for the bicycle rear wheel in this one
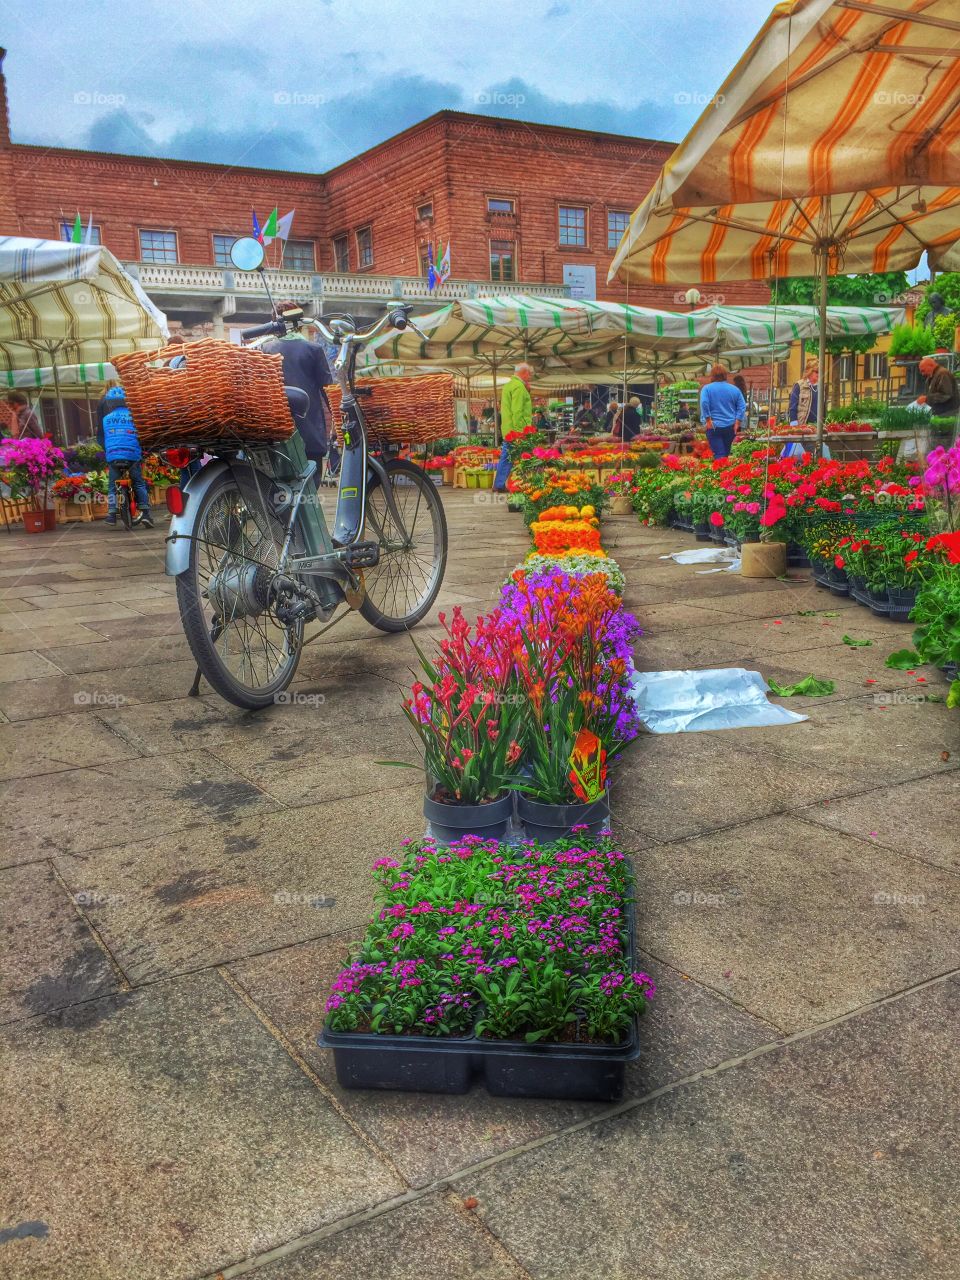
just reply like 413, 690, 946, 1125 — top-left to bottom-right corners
118, 482, 133, 530
176, 469, 304, 709
359, 459, 447, 632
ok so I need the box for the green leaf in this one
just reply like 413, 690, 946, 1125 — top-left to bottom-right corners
947, 680, 960, 711
885, 649, 922, 670
822, 611, 841, 618
797, 610, 818, 617
842, 635, 873, 647
768, 676, 836, 698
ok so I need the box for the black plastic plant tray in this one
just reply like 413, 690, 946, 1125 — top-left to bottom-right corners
317, 1019, 640, 1102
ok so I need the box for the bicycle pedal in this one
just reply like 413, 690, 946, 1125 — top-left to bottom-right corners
342, 540, 380, 569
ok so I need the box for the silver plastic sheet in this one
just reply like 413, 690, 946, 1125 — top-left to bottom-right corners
660, 547, 741, 573
629, 666, 808, 734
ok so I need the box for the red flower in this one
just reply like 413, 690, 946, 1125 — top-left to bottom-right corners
904, 550, 919, 565
709, 511, 724, 527
834, 554, 845, 569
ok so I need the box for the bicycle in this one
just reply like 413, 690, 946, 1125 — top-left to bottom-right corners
166, 236, 448, 711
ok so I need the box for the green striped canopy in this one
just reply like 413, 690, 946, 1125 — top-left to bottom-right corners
3, 361, 118, 389
370, 294, 720, 372
704, 304, 905, 347
0, 237, 168, 370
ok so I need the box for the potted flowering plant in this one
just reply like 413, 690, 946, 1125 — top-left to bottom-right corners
604, 470, 635, 515
319, 833, 654, 1100
0, 436, 65, 532
396, 609, 524, 842
501, 567, 641, 841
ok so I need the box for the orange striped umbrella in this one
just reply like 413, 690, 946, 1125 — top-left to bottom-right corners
609, 0, 960, 447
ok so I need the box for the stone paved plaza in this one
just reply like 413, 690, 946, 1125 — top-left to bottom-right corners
1, 490, 958, 1279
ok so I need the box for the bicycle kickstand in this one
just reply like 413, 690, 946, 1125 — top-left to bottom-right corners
188, 667, 203, 698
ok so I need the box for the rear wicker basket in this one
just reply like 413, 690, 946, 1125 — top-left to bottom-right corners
326, 374, 455, 446
113, 339, 295, 449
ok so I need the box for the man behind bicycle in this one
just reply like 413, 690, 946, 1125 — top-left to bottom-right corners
96, 386, 154, 527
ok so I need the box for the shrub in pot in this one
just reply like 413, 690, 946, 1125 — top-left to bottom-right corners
0, 436, 65, 529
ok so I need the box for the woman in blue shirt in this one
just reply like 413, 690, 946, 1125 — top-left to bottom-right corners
699, 364, 746, 458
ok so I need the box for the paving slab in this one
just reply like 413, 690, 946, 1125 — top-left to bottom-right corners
612, 731, 861, 845
56, 784, 422, 982
0, 651, 62, 682
6, 748, 280, 861
0, 861, 119, 1022
631, 814, 960, 1032
0, 711, 140, 787
34, 632, 190, 675
797, 772, 960, 875
0, 623, 104, 654
247, 1192, 517, 1280
0, 971, 402, 1280
458, 976, 960, 1280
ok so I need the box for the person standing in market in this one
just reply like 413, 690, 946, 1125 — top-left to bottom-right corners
699, 364, 745, 458
493, 362, 533, 491
788, 357, 820, 428
917, 355, 959, 416
620, 395, 644, 442
260, 300, 333, 475
5, 392, 42, 438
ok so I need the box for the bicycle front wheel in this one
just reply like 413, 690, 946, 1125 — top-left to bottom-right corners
176, 470, 304, 709
359, 460, 447, 632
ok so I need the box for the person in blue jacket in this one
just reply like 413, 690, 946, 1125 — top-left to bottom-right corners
699, 363, 745, 458
96, 386, 153, 527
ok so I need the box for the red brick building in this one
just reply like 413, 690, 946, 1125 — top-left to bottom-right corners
0, 46, 766, 328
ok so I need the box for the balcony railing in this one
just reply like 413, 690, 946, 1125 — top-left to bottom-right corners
125, 261, 568, 303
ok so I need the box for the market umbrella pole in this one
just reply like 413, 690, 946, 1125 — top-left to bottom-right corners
815, 246, 829, 456
49, 351, 69, 447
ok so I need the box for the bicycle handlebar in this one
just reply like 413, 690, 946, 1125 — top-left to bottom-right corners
240, 319, 285, 341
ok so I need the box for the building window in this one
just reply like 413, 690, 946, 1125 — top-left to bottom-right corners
332, 234, 349, 272
487, 197, 515, 214
837, 354, 854, 381
607, 210, 630, 250
558, 205, 587, 247
60, 221, 102, 245
356, 226, 373, 269
281, 239, 315, 271
777, 361, 788, 385
213, 234, 237, 266
865, 352, 888, 379
490, 240, 515, 283
139, 230, 178, 263
416, 202, 434, 221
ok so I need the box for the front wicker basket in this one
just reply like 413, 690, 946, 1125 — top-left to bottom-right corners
113, 339, 295, 449
326, 374, 455, 446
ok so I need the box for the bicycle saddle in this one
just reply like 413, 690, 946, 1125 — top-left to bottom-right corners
284, 386, 309, 417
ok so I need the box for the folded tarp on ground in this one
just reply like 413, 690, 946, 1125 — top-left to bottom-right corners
629, 666, 808, 733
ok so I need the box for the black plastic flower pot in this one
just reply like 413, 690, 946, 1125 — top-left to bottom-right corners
886, 586, 917, 623
850, 575, 869, 606
786, 542, 810, 568
423, 791, 513, 843
694, 522, 712, 542
942, 661, 959, 682
868, 587, 891, 616
507, 499, 522, 513
709, 528, 726, 545
827, 566, 849, 596
515, 790, 611, 843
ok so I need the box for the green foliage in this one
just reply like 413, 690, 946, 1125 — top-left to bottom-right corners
829, 397, 886, 423
911, 566, 960, 675
932, 313, 958, 350
879, 404, 934, 431
888, 323, 936, 358
916, 273, 960, 323
774, 272, 909, 357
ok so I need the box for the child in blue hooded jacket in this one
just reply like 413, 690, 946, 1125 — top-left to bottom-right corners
96, 386, 154, 527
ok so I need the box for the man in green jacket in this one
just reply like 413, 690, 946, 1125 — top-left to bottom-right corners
493, 363, 533, 491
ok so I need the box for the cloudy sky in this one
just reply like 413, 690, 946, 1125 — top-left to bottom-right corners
4, 0, 774, 170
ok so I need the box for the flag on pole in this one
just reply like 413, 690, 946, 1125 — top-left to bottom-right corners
84, 212, 94, 245
427, 243, 437, 292
252, 210, 264, 243
70, 212, 83, 244
274, 210, 295, 242
262, 208, 279, 242
437, 240, 451, 285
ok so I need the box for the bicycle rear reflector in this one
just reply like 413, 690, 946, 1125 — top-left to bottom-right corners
166, 487, 185, 515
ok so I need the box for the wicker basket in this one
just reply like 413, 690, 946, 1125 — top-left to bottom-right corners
113, 339, 295, 449
326, 374, 455, 446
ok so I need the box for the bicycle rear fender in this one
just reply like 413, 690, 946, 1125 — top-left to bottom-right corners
164, 460, 278, 577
